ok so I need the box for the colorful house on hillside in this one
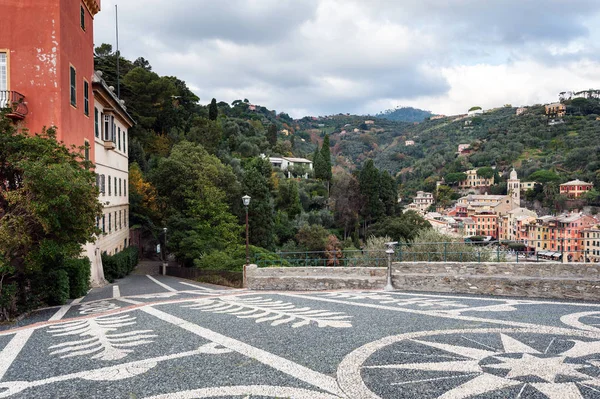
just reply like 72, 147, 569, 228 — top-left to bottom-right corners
531, 213, 597, 262
458, 169, 495, 189
545, 103, 566, 118
560, 179, 594, 198
267, 156, 313, 178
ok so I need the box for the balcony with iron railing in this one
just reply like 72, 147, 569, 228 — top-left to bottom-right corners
0, 91, 28, 120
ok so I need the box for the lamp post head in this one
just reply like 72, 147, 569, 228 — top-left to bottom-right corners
163, 227, 167, 233
385, 241, 398, 254
242, 195, 251, 207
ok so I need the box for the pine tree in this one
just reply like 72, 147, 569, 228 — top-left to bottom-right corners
320, 134, 332, 182
208, 98, 218, 121
267, 124, 277, 147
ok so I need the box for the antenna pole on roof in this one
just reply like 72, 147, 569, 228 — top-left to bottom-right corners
115, 4, 120, 99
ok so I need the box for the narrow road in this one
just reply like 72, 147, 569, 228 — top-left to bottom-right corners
2, 266, 600, 398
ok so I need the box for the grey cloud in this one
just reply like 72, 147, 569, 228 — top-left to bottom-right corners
117, 0, 318, 49
95, 0, 600, 117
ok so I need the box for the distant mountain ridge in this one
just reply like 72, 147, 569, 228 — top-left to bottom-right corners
376, 106, 434, 123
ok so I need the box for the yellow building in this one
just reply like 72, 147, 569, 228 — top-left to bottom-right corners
458, 169, 494, 189
545, 102, 566, 117
583, 227, 600, 262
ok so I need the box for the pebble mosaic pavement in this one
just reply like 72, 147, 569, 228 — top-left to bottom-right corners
3, 273, 600, 398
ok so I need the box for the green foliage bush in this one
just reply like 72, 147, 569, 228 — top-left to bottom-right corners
102, 247, 139, 283
63, 258, 91, 299
46, 269, 70, 306
194, 245, 285, 270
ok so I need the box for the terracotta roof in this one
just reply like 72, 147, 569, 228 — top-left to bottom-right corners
560, 179, 593, 186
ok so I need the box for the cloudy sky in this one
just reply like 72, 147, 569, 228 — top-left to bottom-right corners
94, 0, 600, 118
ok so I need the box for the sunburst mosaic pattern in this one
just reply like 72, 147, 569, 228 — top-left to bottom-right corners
339, 327, 600, 399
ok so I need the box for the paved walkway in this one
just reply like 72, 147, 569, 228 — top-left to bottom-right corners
2, 268, 600, 398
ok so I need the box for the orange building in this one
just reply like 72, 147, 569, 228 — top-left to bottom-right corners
472, 213, 498, 238
559, 179, 594, 198
544, 214, 596, 262
0, 0, 101, 161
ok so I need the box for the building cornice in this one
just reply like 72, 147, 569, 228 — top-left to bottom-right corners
82, 0, 101, 17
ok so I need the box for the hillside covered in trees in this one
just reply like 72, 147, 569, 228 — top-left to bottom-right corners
376, 106, 433, 123
295, 102, 600, 207
93, 43, 599, 273
94, 45, 432, 273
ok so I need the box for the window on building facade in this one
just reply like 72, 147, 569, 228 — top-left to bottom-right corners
108, 175, 111, 196
70, 66, 76, 107
114, 177, 117, 196
84, 140, 90, 161
95, 108, 99, 137
108, 213, 111, 232
123, 131, 127, 153
124, 180, 127, 196
83, 80, 89, 116
119, 178, 122, 196
114, 211, 117, 230
118, 127, 121, 150
100, 174, 105, 195
102, 215, 105, 234
119, 210, 122, 229
0, 52, 7, 93
80, 5, 85, 30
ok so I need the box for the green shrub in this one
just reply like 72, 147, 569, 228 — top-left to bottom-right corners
102, 247, 139, 283
63, 257, 91, 298
46, 269, 70, 306
195, 245, 288, 270
194, 251, 237, 270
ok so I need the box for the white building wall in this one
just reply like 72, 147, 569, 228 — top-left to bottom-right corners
86, 101, 131, 287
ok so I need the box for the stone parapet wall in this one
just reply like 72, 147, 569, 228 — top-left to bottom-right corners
393, 262, 600, 279
245, 265, 386, 291
246, 262, 600, 300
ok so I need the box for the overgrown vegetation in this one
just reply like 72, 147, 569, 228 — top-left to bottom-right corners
0, 117, 102, 320
92, 45, 432, 274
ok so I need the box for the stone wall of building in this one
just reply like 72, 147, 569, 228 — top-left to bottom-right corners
246, 262, 600, 300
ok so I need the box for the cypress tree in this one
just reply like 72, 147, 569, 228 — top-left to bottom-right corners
320, 134, 332, 182
359, 159, 383, 229
208, 98, 218, 121
314, 150, 327, 180
243, 166, 275, 249
379, 171, 397, 216
267, 124, 277, 147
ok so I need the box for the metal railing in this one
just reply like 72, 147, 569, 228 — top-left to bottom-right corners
255, 239, 600, 267
0, 90, 28, 117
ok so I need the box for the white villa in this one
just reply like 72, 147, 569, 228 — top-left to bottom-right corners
268, 156, 313, 178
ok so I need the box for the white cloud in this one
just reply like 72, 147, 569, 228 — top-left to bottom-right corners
392, 59, 600, 116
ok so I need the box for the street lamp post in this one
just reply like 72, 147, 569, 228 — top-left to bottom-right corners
162, 227, 168, 275
242, 195, 251, 289
242, 195, 251, 264
384, 241, 398, 292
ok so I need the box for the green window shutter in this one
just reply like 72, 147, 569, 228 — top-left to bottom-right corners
70, 67, 76, 106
